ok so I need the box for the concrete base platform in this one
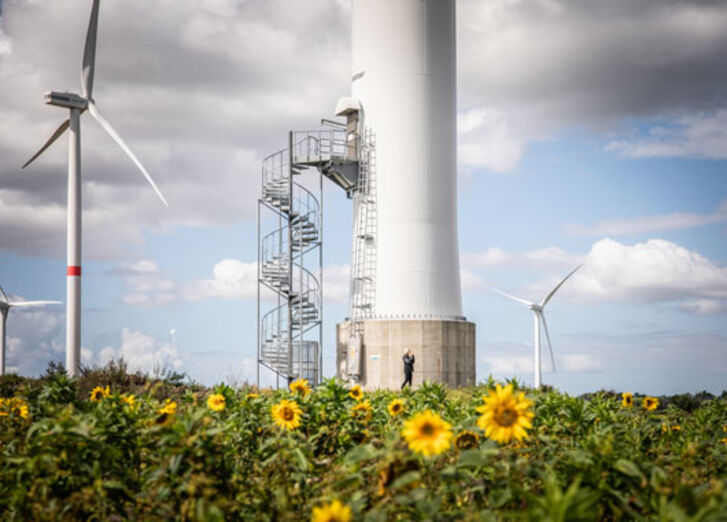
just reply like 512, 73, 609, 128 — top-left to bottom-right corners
336, 319, 476, 389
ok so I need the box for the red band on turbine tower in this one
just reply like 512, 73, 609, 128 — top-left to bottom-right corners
67, 266, 81, 276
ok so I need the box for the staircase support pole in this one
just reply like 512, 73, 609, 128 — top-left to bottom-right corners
287, 131, 294, 382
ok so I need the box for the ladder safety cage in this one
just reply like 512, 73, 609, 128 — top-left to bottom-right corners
347, 129, 377, 382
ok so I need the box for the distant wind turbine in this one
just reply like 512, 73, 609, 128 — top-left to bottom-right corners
493, 265, 583, 389
22, 0, 168, 376
0, 286, 61, 376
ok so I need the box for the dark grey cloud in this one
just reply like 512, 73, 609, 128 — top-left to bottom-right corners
0, 0, 350, 258
457, 0, 727, 170
459, 0, 727, 123
2, 0, 726, 258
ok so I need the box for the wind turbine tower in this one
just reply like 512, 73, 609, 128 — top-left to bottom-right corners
335, 0, 475, 388
256, 0, 474, 388
23, 0, 168, 376
0, 286, 61, 376
493, 265, 582, 389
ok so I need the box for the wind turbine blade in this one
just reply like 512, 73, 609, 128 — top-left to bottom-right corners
492, 288, 534, 307
88, 102, 169, 206
541, 264, 583, 308
539, 311, 556, 372
8, 300, 62, 308
0, 286, 7, 304
22, 119, 70, 169
81, 0, 100, 99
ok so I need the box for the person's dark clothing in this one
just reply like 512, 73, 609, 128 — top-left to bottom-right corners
401, 354, 415, 389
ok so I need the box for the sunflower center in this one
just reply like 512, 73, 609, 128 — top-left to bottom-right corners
420, 422, 435, 436
494, 406, 518, 427
282, 407, 295, 421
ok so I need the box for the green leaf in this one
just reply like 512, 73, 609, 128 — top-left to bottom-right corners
457, 448, 495, 468
293, 447, 309, 471
343, 443, 377, 464
614, 459, 644, 480
389, 470, 421, 491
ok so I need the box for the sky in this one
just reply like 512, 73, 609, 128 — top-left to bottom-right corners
0, 0, 726, 395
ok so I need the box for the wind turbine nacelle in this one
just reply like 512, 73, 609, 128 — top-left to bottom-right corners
45, 91, 88, 110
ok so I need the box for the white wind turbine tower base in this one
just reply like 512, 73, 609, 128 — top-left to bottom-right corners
494, 265, 582, 389
22, 0, 168, 376
0, 286, 61, 376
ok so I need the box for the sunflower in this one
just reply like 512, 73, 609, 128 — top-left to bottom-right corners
643, 396, 659, 411
272, 399, 303, 430
476, 384, 534, 444
310, 499, 352, 522
387, 398, 405, 417
121, 394, 136, 410
349, 385, 363, 401
401, 410, 453, 456
154, 399, 177, 426
621, 392, 634, 408
351, 400, 373, 421
158, 399, 177, 415
154, 412, 173, 426
290, 378, 311, 397
454, 430, 480, 450
0, 397, 29, 419
90, 385, 111, 402
207, 393, 226, 412
245, 393, 260, 400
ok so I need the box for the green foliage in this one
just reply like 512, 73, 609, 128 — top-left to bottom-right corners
0, 366, 726, 520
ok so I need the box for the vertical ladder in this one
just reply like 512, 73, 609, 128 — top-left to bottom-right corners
347, 130, 377, 380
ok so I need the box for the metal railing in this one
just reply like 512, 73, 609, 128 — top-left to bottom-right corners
292, 129, 357, 164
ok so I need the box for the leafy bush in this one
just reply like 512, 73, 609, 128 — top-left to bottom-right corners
0, 364, 726, 520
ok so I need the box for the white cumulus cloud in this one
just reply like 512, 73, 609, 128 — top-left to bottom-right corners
564, 238, 727, 303
465, 238, 727, 312
85, 328, 184, 374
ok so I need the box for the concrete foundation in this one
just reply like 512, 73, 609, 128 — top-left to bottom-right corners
336, 319, 476, 389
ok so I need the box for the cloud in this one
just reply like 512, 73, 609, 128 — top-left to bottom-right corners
565, 198, 727, 237
84, 328, 184, 374
115, 257, 257, 306
482, 354, 533, 376
559, 354, 602, 372
459, 0, 727, 125
462, 246, 582, 272
458, 108, 527, 173
460, 269, 489, 293
113, 257, 351, 307
113, 259, 178, 307
482, 350, 602, 376
187, 259, 258, 301
465, 238, 727, 310
322, 264, 350, 305
4, 305, 64, 375
606, 110, 727, 159
0, 0, 349, 259
3, 0, 727, 255
457, 0, 727, 171
678, 298, 727, 315
563, 238, 727, 303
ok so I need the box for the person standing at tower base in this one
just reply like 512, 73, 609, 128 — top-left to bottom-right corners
401, 349, 415, 389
